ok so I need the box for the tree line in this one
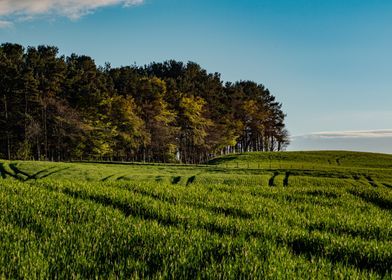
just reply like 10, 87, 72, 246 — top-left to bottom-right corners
0, 43, 289, 163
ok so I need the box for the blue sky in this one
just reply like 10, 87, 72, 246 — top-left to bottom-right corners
1, 0, 391, 152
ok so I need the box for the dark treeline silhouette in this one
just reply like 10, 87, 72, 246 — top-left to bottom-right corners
0, 43, 289, 163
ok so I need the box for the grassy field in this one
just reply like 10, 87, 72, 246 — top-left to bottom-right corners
0, 151, 391, 279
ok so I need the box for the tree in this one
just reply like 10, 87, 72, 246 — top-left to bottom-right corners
133, 77, 178, 162
0, 43, 24, 160
32, 46, 67, 159
178, 95, 212, 163
109, 95, 147, 161
0, 44, 289, 162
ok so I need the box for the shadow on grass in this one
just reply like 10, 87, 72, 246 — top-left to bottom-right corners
186, 175, 196, 186
37, 167, 70, 179
155, 176, 165, 183
289, 235, 391, 277
283, 172, 290, 187
364, 175, 378, 187
60, 187, 180, 227
306, 222, 389, 241
0, 163, 69, 181
382, 183, 392, 189
171, 176, 181, 184
44, 182, 254, 234
348, 189, 392, 211
116, 175, 129, 181
101, 174, 115, 181
29, 167, 57, 179
0, 163, 20, 179
207, 155, 239, 165
126, 187, 254, 220
9, 163, 30, 179
269, 172, 279, 187
208, 205, 253, 219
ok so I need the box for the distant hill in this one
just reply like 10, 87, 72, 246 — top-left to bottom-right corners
209, 151, 392, 169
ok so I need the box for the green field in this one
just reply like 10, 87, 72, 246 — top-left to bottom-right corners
1, 151, 392, 279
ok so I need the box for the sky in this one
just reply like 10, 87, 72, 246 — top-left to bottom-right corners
1, 0, 391, 153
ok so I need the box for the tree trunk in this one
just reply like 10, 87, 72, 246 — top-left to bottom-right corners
24, 90, 28, 142
3, 94, 11, 160
36, 136, 40, 160
42, 102, 48, 160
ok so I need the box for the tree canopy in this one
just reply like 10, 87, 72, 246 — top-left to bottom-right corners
0, 43, 289, 163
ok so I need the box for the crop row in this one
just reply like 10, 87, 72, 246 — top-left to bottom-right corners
0, 178, 391, 278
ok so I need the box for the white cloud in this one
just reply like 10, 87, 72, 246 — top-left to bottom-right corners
289, 129, 392, 154
0, 0, 143, 21
0, 19, 12, 28
297, 129, 392, 139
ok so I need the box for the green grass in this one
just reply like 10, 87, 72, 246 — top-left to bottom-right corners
209, 150, 392, 169
0, 151, 391, 279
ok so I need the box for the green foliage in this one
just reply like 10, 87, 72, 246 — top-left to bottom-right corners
0, 43, 289, 163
